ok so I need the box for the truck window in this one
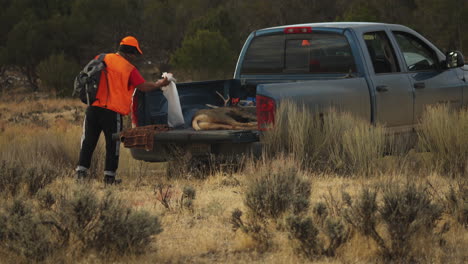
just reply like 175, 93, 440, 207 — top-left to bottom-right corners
393, 31, 438, 71
241, 32, 356, 74
363, 31, 400, 74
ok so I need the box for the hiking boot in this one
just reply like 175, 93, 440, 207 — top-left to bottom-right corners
75, 170, 88, 183
104, 175, 122, 185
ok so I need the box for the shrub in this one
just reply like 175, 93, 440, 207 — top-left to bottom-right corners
236, 183, 351, 257
0, 161, 22, 196
343, 183, 443, 262
154, 183, 174, 209
0, 160, 62, 197
230, 208, 272, 252
244, 166, 311, 219
323, 217, 350, 257
0, 187, 163, 261
445, 180, 468, 226
60, 187, 101, 246
90, 193, 162, 255
286, 211, 350, 258
57, 188, 163, 255
36, 190, 56, 210
37, 52, 80, 97
0, 200, 62, 262
380, 184, 443, 261
312, 202, 328, 220
286, 215, 321, 258
181, 185, 196, 210
342, 188, 381, 241
418, 105, 468, 176
24, 165, 61, 195
230, 208, 244, 232
237, 162, 311, 252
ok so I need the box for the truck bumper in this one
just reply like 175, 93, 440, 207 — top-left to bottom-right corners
129, 141, 263, 162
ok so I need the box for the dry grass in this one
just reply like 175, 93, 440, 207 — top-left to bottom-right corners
262, 101, 390, 176
0, 98, 467, 263
418, 105, 468, 176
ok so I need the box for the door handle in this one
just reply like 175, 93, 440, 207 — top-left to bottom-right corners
414, 82, 425, 89
376, 85, 388, 92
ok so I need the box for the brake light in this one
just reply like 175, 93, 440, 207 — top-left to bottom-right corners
256, 95, 275, 131
284, 26, 312, 34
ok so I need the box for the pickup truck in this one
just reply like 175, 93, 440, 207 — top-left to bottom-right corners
124, 22, 467, 162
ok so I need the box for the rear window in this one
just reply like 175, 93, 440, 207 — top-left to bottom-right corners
241, 32, 356, 74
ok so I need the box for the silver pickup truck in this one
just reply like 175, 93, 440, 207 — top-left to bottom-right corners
125, 22, 467, 162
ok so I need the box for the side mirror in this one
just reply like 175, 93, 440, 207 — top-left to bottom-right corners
445, 51, 465, 68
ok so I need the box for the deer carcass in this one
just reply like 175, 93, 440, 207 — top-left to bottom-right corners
192, 91, 257, 131
192, 106, 257, 130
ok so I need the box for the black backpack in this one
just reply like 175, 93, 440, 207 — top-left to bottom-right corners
73, 53, 107, 105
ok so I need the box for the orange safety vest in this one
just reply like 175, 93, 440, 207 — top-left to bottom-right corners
92, 53, 136, 115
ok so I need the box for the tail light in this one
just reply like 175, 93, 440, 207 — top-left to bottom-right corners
256, 95, 275, 131
284, 26, 312, 34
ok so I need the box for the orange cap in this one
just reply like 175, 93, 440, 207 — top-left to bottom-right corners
120, 36, 143, 55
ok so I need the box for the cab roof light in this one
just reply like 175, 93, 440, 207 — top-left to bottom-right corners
284, 26, 312, 34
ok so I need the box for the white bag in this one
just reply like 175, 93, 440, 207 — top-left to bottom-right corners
161, 72, 184, 128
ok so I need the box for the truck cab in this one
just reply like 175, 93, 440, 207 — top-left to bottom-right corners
237, 23, 465, 132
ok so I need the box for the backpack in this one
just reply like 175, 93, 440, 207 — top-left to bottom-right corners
73, 53, 107, 105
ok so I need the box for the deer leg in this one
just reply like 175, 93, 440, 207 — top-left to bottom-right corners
196, 122, 235, 130
231, 124, 258, 130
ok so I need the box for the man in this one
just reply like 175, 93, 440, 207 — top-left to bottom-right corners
75, 36, 170, 184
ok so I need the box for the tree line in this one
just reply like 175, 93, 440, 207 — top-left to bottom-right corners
0, 0, 466, 96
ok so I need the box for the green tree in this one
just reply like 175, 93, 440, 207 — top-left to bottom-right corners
37, 52, 80, 97
414, 0, 468, 53
188, 7, 242, 51
141, 0, 191, 67
4, 14, 48, 90
340, 0, 379, 22
375, 0, 417, 25
170, 30, 235, 80
70, 0, 145, 62
0, 0, 76, 90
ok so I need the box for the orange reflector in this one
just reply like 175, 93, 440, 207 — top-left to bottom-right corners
302, 40, 311, 46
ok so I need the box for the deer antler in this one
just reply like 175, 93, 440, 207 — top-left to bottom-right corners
215, 91, 230, 107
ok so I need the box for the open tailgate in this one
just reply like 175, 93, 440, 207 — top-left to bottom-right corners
116, 125, 259, 151
152, 129, 259, 143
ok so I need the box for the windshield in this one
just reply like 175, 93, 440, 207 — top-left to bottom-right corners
241, 32, 356, 75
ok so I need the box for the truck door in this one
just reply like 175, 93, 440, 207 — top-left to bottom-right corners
392, 31, 464, 122
362, 31, 414, 129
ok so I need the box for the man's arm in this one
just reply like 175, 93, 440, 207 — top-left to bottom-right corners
135, 77, 170, 92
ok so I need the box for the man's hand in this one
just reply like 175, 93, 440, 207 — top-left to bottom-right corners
158, 76, 170, 88
136, 74, 173, 92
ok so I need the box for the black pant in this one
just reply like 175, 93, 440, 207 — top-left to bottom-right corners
77, 106, 122, 175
